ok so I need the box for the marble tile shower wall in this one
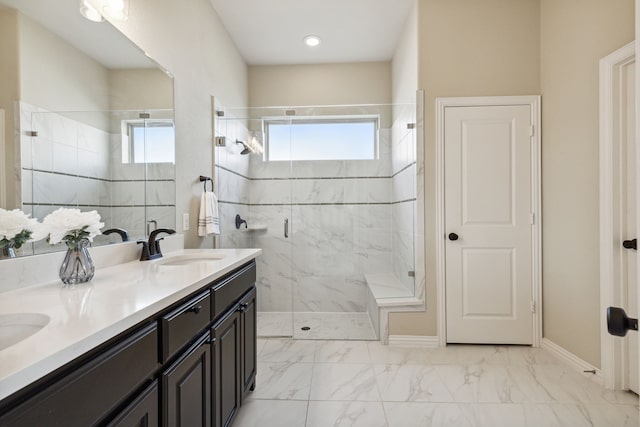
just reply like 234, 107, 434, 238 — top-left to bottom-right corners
18, 102, 175, 248
249, 129, 394, 314
214, 110, 252, 250
391, 104, 417, 293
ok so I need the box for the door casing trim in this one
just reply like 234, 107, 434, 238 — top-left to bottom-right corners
435, 95, 542, 347
599, 41, 636, 391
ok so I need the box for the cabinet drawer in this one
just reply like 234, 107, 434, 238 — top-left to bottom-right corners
211, 262, 256, 320
161, 291, 211, 362
0, 323, 158, 427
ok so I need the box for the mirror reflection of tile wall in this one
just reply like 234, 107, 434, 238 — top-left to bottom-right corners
19, 102, 175, 254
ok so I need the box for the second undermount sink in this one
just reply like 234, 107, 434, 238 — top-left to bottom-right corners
0, 313, 50, 351
156, 253, 226, 267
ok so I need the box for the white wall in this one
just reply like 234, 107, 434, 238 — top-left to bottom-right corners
102, 0, 249, 250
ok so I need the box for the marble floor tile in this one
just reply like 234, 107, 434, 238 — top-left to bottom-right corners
310, 364, 380, 401
525, 364, 639, 405
581, 403, 640, 426
233, 399, 309, 427
241, 339, 639, 426
306, 401, 387, 427
251, 362, 313, 400
314, 341, 372, 364
258, 312, 377, 341
257, 312, 293, 337
367, 341, 431, 365
458, 403, 528, 427
436, 364, 520, 403
294, 312, 377, 341
375, 364, 453, 402
383, 402, 473, 427
259, 338, 317, 363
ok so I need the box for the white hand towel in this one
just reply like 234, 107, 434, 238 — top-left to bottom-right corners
198, 191, 220, 236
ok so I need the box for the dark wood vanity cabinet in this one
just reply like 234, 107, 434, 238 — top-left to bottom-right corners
0, 259, 258, 427
239, 288, 257, 399
212, 310, 241, 427
162, 333, 211, 427
0, 322, 159, 427
106, 380, 159, 427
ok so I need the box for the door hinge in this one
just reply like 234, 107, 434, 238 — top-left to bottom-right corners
530, 301, 536, 313
529, 213, 535, 225
529, 125, 535, 137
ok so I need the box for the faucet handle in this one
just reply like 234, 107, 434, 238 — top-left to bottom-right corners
137, 241, 152, 261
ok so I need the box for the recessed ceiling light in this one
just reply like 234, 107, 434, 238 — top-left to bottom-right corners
303, 35, 321, 47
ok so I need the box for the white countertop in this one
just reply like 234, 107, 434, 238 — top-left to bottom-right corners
0, 248, 261, 402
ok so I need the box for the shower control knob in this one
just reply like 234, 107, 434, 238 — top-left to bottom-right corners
448, 233, 459, 241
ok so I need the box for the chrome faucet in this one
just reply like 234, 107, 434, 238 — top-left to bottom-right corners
138, 228, 176, 261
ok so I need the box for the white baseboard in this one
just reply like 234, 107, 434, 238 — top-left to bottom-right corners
387, 335, 439, 348
541, 338, 603, 385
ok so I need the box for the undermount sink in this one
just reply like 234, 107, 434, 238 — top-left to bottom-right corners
0, 313, 50, 351
156, 253, 226, 267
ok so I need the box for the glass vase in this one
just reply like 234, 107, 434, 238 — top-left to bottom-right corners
59, 238, 95, 285
1, 242, 16, 259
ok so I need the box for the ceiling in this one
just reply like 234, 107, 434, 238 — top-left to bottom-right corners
0, 0, 155, 69
209, 0, 415, 65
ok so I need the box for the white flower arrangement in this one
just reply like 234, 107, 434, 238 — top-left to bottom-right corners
0, 208, 44, 250
42, 208, 104, 246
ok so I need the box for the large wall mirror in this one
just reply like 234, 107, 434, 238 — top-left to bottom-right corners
0, 0, 176, 256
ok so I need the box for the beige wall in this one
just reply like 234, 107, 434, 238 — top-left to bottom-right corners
0, 7, 19, 209
540, 0, 634, 368
249, 62, 391, 107
101, 0, 248, 249
392, 1, 418, 106
389, 0, 541, 336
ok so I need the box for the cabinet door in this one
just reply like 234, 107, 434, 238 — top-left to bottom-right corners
212, 310, 241, 427
106, 380, 159, 427
162, 333, 211, 427
239, 288, 257, 399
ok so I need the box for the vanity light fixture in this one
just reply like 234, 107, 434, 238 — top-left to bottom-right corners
303, 35, 321, 47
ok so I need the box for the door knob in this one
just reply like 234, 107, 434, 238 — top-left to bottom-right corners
607, 306, 638, 337
448, 233, 459, 241
623, 238, 637, 250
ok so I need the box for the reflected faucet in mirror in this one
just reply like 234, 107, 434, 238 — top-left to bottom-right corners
102, 228, 130, 242
139, 228, 175, 261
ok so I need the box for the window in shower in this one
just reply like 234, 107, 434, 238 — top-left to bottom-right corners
122, 119, 175, 164
265, 116, 378, 161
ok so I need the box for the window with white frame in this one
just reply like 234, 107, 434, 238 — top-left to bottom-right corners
265, 116, 378, 161
122, 119, 175, 164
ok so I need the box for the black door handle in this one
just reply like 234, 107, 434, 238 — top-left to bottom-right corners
448, 233, 459, 241
623, 238, 637, 250
607, 306, 638, 337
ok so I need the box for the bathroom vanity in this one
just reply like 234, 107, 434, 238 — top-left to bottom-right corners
0, 248, 260, 427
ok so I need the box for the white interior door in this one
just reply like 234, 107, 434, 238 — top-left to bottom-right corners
444, 104, 533, 344
624, 61, 639, 394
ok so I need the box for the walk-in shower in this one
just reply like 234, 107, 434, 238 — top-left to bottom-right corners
214, 96, 423, 341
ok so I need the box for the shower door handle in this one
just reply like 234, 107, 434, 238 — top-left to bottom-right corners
284, 218, 289, 239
